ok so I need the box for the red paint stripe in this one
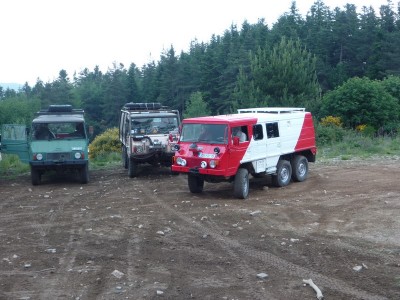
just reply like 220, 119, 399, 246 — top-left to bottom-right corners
295, 113, 317, 154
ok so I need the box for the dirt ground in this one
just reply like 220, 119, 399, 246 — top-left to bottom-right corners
0, 158, 399, 300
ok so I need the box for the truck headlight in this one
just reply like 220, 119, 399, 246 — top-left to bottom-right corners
74, 152, 82, 159
176, 157, 186, 166
136, 145, 144, 153
200, 161, 207, 168
36, 153, 43, 161
209, 160, 217, 168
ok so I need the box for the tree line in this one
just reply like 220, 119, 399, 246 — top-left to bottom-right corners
1, 0, 400, 136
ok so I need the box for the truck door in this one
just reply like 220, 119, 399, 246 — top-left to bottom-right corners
228, 125, 250, 175
241, 124, 267, 172
0, 124, 30, 163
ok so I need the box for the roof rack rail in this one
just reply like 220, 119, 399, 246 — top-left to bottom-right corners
237, 107, 305, 114
123, 102, 166, 111
36, 105, 84, 116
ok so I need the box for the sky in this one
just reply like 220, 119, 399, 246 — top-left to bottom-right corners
0, 0, 391, 86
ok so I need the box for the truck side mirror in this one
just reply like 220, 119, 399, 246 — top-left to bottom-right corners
233, 136, 240, 146
88, 126, 94, 136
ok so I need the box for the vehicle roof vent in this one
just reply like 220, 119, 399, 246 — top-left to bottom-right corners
123, 102, 163, 111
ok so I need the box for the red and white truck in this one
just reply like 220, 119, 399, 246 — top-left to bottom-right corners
171, 107, 317, 199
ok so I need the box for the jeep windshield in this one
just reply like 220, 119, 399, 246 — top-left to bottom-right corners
32, 122, 86, 140
131, 116, 179, 135
180, 124, 228, 144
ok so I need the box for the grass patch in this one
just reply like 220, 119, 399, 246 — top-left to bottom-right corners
318, 131, 400, 161
90, 152, 122, 170
0, 152, 122, 178
0, 154, 30, 179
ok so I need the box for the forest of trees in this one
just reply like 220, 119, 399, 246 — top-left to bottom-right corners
1, 0, 400, 136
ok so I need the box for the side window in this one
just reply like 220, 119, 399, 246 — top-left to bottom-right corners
266, 122, 279, 138
2, 124, 27, 141
119, 113, 125, 136
125, 115, 129, 136
253, 124, 263, 140
232, 126, 248, 142
240, 126, 248, 142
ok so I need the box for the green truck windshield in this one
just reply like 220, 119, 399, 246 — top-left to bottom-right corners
32, 122, 86, 140
131, 116, 178, 135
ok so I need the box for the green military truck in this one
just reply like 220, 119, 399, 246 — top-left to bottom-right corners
0, 105, 90, 185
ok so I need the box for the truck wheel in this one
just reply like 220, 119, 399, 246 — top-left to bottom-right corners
272, 160, 292, 187
233, 168, 249, 199
128, 159, 137, 178
188, 174, 204, 193
122, 146, 128, 169
291, 155, 308, 182
80, 163, 89, 184
31, 166, 41, 186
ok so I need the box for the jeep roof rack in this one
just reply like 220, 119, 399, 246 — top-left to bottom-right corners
36, 105, 84, 116
123, 102, 165, 111
237, 107, 305, 114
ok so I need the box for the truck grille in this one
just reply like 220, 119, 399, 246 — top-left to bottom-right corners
47, 152, 71, 160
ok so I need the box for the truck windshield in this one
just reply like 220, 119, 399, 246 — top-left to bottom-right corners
180, 124, 228, 144
130, 117, 178, 134
32, 122, 86, 140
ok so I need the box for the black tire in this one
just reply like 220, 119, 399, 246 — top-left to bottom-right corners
233, 168, 249, 199
80, 163, 89, 184
188, 174, 204, 193
31, 166, 41, 186
128, 158, 138, 178
291, 155, 308, 182
272, 160, 292, 187
122, 146, 128, 169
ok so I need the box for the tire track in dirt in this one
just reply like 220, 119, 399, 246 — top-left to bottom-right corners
36, 191, 93, 299
138, 177, 280, 300
140, 175, 388, 300
0, 188, 82, 300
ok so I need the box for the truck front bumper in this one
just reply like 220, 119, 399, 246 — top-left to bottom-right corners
30, 160, 87, 169
171, 165, 227, 176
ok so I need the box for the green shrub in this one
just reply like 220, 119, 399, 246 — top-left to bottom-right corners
315, 123, 346, 145
88, 127, 120, 159
320, 116, 343, 127
361, 125, 376, 137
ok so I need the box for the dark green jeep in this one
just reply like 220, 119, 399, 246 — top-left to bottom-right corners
1, 105, 90, 185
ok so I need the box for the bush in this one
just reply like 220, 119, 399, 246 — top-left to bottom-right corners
315, 123, 346, 145
320, 116, 343, 127
88, 127, 120, 159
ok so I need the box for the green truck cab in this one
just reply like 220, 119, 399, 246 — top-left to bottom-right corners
1, 105, 90, 185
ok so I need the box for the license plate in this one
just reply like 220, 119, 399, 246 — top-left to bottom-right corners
198, 153, 216, 159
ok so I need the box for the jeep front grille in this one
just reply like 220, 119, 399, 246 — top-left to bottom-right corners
47, 152, 71, 160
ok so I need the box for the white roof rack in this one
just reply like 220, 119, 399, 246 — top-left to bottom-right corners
237, 107, 305, 114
